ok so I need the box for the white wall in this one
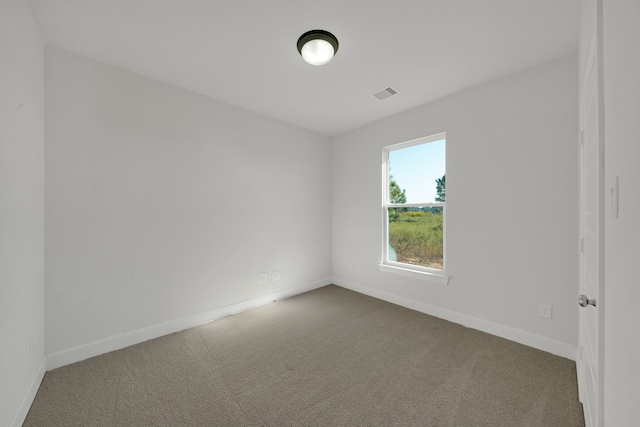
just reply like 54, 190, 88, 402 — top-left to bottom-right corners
332, 55, 579, 358
44, 48, 332, 360
602, 0, 640, 424
0, 1, 46, 425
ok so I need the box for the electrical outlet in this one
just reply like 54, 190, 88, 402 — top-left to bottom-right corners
272, 270, 280, 281
259, 273, 268, 284
539, 303, 553, 319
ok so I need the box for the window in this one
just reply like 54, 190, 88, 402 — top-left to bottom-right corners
381, 133, 447, 282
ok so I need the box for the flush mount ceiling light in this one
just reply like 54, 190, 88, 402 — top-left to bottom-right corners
297, 30, 339, 66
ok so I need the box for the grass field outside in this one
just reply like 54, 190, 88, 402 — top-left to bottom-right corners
388, 210, 443, 269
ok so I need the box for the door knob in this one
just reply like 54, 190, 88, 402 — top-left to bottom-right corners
578, 294, 597, 308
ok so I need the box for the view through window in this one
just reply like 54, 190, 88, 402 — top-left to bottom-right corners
383, 134, 446, 271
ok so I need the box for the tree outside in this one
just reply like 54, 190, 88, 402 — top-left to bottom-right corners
435, 174, 445, 202
389, 175, 406, 221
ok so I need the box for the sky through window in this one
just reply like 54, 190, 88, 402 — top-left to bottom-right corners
388, 139, 445, 203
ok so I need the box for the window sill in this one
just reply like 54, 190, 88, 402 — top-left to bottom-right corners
378, 263, 450, 285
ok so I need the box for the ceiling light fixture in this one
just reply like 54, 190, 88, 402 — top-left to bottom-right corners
297, 30, 339, 66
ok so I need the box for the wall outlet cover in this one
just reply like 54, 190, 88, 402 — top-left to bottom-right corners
539, 304, 553, 319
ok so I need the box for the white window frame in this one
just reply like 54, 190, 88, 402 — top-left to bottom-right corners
379, 132, 449, 285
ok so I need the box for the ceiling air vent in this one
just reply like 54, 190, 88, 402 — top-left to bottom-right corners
372, 86, 398, 101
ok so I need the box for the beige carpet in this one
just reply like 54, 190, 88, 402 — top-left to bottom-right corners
24, 285, 585, 426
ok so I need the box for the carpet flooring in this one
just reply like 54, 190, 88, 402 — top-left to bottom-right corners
24, 285, 585, 426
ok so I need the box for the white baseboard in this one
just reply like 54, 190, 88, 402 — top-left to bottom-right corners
45, 275, 575, 370
11, 356, 46, 427
333, 277, 577, 361
46, 277, 332, 370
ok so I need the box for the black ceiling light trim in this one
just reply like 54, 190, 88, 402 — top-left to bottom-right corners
296, 30, 339, 55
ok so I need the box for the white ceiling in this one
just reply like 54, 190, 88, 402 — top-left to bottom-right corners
27, 0, 583, 136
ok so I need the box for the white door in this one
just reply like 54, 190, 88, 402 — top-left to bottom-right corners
578, 35, 604, 427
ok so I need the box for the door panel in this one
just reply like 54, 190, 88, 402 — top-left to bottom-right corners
579, 35, 603, 427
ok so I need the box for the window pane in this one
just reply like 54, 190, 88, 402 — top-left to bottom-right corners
388, 139, 445, 204
388, 207, 443, 270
